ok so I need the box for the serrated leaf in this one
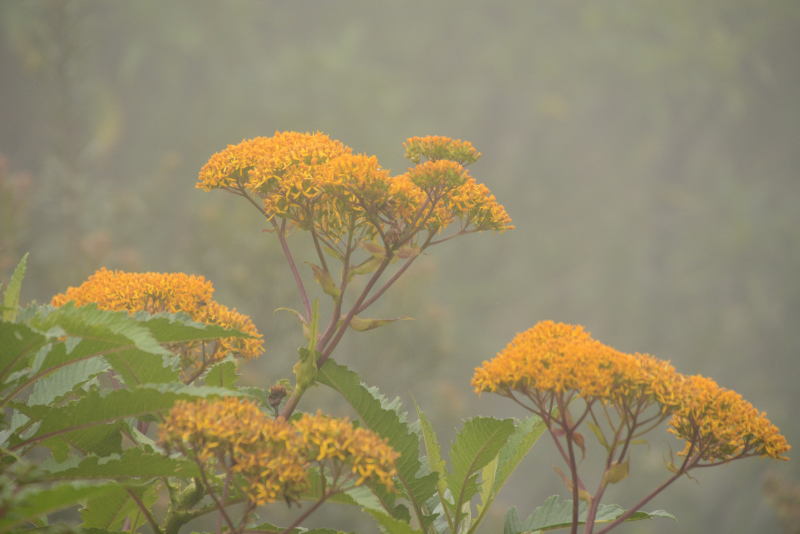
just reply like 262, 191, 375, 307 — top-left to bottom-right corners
446, 417, 514, 529
28, 357, 109, 406
493, 415, 547, 496
0, 481, 117, 534
504, 495, 676, 534
40, 421, 124, 459
363, 508, 423, 534
104, 347, 180, 386
2, 252, 27, 322
0, 321, 49, 387
414, 400, 447, 495
304, 468, 385, 513
42, 448, 200, 480
133, 310, 254, 343
80, 481, 160, 531
30, 303, 171, 357
317, 360, 437, 523
203, 358, 240, 388
13, 383, 240, 451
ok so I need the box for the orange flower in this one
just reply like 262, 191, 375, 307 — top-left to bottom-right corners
159, 398, 308, 505
51, 268, 263, 374
293, 410, 400, 490
669, 375, 790, 462
475, 320, 790, 466
159, 399, 400, 505
197, 132, 513, 247
403, 136, 482, 166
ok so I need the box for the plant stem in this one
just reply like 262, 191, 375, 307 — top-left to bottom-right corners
273, 218, 312, 321
126, 487, 163, 534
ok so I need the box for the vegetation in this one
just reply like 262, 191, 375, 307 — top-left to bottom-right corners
0, 133, 789, 533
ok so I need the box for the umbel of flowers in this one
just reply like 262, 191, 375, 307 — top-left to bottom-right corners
158, 398, 399, 507
197, 132, 513, 419
51, 268, 263, 381
196, 132, 512, 245
472, 320, 790, 533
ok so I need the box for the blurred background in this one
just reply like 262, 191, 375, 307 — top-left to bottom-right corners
1, 1, 799, 532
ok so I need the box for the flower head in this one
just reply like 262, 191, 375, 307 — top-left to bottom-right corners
159, 398, 308, 505
669, 375, 790, 462
159, 399, 400, 505
475, 320, 790, 467
197, 132, 512, 247
471, 321, 650, 402
403, 136, 481, 166
293, 411, 400, 490
51, 268, 263, 374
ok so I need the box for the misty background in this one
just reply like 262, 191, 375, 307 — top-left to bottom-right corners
1, 1, 798, 533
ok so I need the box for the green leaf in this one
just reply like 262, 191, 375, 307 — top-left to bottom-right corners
346, 315, 413, 332
346, 256, 384, 282
323, 245, 344, 262
203, 357, 240, 388
586, 421, 609, 449
39, 421, 124, 459
27, 357, 109, 406
104, 347, 180, 386
469, 415, 548, 532
363, 508, 424, 534
0, 481, 118, 534
317, 360, 438, 524
0, 321, 49, 388
13, 383, 239, 452
80, 481, 160, 531
304, 469, 385, 513
307, 262, 341, 300
446, 417, 515, 529
503, 496, 677, 534
493, 415, 547, 496
132, 310, 255, 344
30, 303, 171, 357
414, 399, 450, 530
414, 400, 447, 495
41, 448, 201, 480
602, 459, 629, 485
2, 252, 28, 322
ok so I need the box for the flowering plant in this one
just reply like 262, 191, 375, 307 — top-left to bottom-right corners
0, 133, 788, 534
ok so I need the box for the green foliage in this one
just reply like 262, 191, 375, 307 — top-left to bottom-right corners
503, 495, 676, 533
1, 252, 27, 322
317, 359, 438, 525
0, 481, 119, 534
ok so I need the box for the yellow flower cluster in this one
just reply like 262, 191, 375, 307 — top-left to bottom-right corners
472, 321, 789, 463
403, 136, 482, 166
669, 375, 790, 463
293, 410, 400, 489
158, 399, 399, 505
197, 132, 350, 193
159, 398, 307, 505
197, 132, 512, 246
51, 268, 263, 372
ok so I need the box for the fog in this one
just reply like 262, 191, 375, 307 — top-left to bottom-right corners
1, 2, 798, 532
